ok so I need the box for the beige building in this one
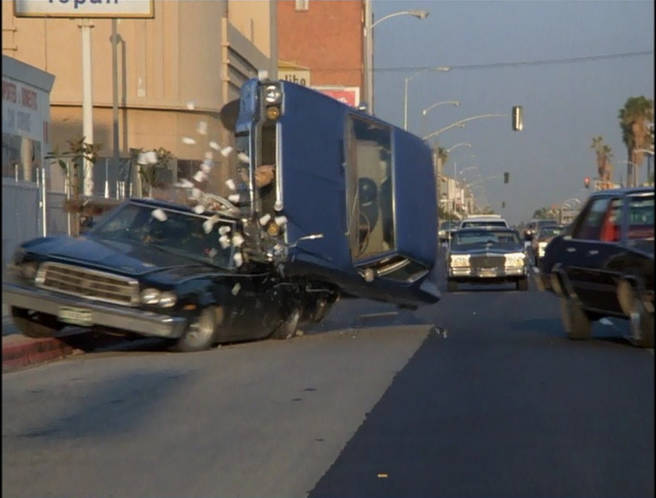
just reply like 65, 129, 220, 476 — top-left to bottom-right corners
2, 0, 277, 195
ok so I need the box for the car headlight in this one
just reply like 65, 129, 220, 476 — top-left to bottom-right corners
263, 84, 282, 104
10, 249, 39, 280
449, 254, 470, 267
141, 288, 161, 305
158, 292, 177, 308
504, 252, 525, 267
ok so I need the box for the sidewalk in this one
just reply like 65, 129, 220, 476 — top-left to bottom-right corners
2, 306, 82, 373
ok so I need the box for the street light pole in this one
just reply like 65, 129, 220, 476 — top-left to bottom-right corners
403, 66, 450, 130
363, 7, 429, 115
423, 114, 508, 142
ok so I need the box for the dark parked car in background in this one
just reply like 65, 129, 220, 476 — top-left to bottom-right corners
539, 187, 654, 347
438, 220, 458, 242
446, 227, 529, 291
523, 218, 559, 241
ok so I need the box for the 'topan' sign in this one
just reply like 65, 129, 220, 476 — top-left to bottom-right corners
14, 0, 154, 18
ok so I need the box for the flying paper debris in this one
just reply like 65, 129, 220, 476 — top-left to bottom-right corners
225, 178, 236, 191
151, 209, 167, 222
238, 152, 250, 163
220, 146, 233, 157
197, 120, 208, 135
209, 141, 221, 151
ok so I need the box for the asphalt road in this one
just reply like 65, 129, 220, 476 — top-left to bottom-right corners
3, 261, 654, 497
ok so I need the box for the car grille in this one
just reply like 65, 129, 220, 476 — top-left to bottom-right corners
36, 262, 139, 306
470, 254, 505, 269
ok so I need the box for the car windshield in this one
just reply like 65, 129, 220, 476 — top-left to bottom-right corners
440, 221, 456, 230
452, 229, 520, 248
461, 220, 507, 228
538, 226, 563, 239
89, 203, 236, 270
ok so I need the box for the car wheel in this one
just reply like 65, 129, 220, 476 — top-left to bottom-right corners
560, 297, 591, 340
172, 308, 217, 352
11, 307, 63, 338
447, 279, 458, 292
629, 298, 654, 348
516, 278, 528, 291
271, 306, 302, 340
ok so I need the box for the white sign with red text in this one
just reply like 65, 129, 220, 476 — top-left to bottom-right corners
2, 77, 49, 143
312, 86, 360, 108
14, 0, 154, 18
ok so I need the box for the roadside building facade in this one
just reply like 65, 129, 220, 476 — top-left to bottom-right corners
1, 0, 277, 196
277, 0, 364, 106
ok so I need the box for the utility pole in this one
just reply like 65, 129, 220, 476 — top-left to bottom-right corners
79, 18, 95, 197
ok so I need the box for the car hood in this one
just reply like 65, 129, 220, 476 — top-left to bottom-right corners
22, 235, 233, 282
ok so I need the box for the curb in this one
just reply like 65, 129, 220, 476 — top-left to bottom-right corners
2, 335, 81, 373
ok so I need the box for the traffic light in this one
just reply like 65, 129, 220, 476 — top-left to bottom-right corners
512, 106, 523, 131
584, 176, 590, 188
504, 172, 510, 183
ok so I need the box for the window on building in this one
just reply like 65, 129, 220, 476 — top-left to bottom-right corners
295, 0, 309, 11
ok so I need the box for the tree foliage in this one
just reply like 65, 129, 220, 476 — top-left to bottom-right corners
590, 136, 613, 181
618, 96, 653, 168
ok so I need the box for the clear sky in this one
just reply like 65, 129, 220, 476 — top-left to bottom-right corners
370, 0, 654, 224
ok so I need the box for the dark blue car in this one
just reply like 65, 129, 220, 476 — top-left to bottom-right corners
539, 187, 654, 347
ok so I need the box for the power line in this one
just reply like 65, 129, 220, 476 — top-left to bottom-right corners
378, 50, 654, 72
301, 50, 653, 72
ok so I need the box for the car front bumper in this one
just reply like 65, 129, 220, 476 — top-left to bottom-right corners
448, 267, 527, 279
3, 281, 188, 339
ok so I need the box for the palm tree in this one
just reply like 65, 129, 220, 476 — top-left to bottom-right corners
618, 96, 654, 186
590, 136, 613, 185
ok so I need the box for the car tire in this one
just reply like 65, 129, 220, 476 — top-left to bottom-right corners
560, 297, 591, 340
172, 308, 217, 352
629, 298, 654, 349
516, 278, 528, 291
447, 279, 458, 292
271, 306, 302, 340
11, 307, 63, 338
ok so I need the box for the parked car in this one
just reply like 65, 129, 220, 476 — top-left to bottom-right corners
446, 227, 529, 291
531, 224, 565, 265
539, 187, 654, 347
438, 220, 458, 242
458, 214, 509, 230
3, 199, 339, 352
523, 218, 558, 241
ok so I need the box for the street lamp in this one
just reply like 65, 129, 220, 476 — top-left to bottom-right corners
402, 66, 450, 130
446, 142, 471, 154
421, 100, 460, 117
423, 114, 508, 142
364, 5, 430, 114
